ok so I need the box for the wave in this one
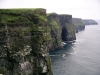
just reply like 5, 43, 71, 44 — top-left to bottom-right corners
71, 46, 76, 49
61, 54, 67, 59
72, 39, 85, 45
50, 54, 67, 59
67, 52, 77, 55
50, 55, 61, 57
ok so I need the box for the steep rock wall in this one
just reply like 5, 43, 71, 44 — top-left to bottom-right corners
0, 9, 52, 75
47, 13, 76, 50
72, 18, 85, 32
59, 15, 76, 41
47, 13, 62, 50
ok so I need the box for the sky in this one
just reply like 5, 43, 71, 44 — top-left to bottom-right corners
0, 0, 100, 20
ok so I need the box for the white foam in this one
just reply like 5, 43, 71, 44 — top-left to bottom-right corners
71, 46, 76, 49
50, 55, 61, 57
68, 52, 77, 55
61, 54, 67, 59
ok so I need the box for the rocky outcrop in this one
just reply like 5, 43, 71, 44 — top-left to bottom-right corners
0, 9, 52, 75
82, 19, 98, 25
72, 18, 85, 32
47, 13, 76, 50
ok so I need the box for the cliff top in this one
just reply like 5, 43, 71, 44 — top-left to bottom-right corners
0, 8, 46, 14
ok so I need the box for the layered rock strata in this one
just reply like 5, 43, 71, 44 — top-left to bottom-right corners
0, 9, 52, 75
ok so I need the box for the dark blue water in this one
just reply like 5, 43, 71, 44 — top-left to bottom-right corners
49, 24, 100, 75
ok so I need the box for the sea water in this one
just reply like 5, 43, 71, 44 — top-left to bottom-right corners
49, 23, 100, 75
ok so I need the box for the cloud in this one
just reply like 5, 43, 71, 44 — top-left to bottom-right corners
0, 0, 100, 19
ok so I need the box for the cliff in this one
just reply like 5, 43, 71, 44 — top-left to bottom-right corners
0, 9, 77, 75
0, 9, 53, 75
72, 18, 85, 32
59, 15, 76, 41
47, 13, 76, 50
47, 13, 62, 50
82, 19, 98, 25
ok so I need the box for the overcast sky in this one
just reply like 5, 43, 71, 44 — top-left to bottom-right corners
0, 0, 100, 20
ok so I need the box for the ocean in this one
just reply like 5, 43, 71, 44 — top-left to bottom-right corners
49, 22, 100, 75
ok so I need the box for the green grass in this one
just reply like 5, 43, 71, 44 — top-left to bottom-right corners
66, 24, 75, 34
35, 14, 47, 22
49, 20, 59, 30
0, 8, 44, 14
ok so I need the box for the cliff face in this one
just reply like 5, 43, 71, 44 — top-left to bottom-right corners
0, 9, 52, 75
59, 15, 76, 41
47, 13, 62, 50
47, 13, 76, 50
82, 19, 98, 25
72, 18, 85, 32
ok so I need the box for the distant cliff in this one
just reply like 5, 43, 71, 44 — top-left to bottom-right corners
72, 18, 85, 32
0, 9, 53, 75
47, 13, 76, 50
82, 19, 98, 25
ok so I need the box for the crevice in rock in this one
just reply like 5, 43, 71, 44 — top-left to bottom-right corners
61, 27, 68, 41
